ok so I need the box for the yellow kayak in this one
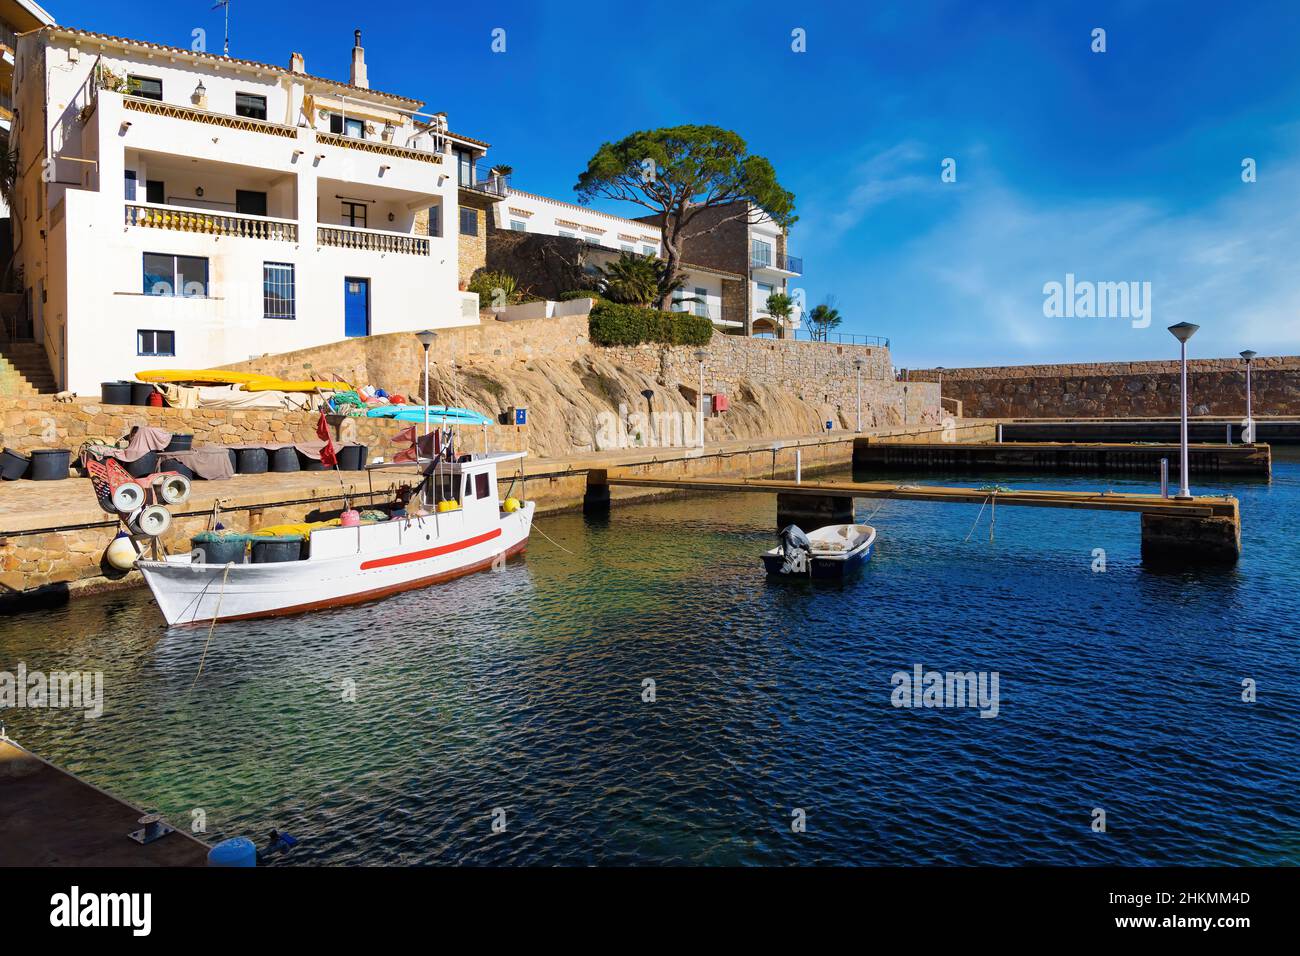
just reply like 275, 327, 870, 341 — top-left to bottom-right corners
242, 379, 352, 393
136, 369, 275, 386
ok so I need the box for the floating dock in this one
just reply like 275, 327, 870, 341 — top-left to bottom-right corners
998, 419, 1300, 444
853, 439, 1271, 477
0, 736, 210, 866
590, 469, 1242, 564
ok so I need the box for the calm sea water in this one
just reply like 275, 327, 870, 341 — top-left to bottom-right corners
2, 450, 1299, 865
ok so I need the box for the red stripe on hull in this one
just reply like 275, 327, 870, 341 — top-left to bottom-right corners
174, 539, 528, 626
359, 527, 502, 570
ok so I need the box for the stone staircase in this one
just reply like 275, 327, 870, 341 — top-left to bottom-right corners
0, 341, 58, 397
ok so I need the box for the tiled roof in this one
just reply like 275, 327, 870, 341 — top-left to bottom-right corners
30, 26, 425, 107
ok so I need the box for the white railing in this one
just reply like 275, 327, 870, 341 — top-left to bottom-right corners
125, 203, 299, 242
317, 224, 430, 256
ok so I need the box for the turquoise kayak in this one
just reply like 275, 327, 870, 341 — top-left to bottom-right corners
366, 405, 493, 425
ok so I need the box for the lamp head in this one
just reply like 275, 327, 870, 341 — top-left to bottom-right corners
1167, 322, 1199, 344
415, 329, 437, 350
1240, 349, 1257, 362
693, 349, 708, 363
853, 357, 865, 369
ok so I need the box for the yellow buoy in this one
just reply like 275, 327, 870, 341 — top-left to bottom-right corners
502, 497, 522, 513
105, 533, 140, 571
436, 501, 461, 513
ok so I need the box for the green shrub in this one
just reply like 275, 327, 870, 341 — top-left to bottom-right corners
588, 302, 713, 347
558, 288, 601, 301
467, 269, 520, 307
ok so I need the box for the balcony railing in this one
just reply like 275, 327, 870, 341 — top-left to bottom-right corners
316, 129, 443, 165
317, 224, 430, 256
122, 95, 299, 138
125, 203, 299, 242
462, 175, 508, 197
793, 329, 891, 348
750, 251, 803, 274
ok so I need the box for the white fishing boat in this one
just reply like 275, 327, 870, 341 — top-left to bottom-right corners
138, 450, 533, 626
762, 523, 876, 579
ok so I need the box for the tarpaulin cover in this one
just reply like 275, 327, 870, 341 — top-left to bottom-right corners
158, 447, 236, 480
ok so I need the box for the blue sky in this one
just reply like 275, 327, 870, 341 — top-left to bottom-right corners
54, 0, 1300, 366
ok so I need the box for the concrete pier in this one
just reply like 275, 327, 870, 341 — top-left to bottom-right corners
0, 736, 209, 866
853, 438, 1271, 478
1140, 508, 1242, 566
998, 419, 1300, 444
776, 492, 854, 530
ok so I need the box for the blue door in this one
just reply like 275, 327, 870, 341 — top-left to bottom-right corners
344, 277, 370, 337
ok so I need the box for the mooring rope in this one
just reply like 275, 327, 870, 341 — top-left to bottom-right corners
189, 562, 233, 691
530, 521, 578, 556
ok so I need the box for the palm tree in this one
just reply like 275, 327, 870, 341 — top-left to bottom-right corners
807, 298, 843, 342
765, 292, 794, 337
594, 252, 689, 308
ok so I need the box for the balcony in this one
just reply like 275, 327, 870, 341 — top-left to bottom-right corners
125, 202, 299, 242
315, 129, 442, 166
750, 251, 803, 275
462, 175, 508, 198
317, 223, 430, 256
122, 95, 299, 139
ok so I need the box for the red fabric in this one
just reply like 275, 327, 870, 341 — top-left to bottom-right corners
316, 410, 338, 468
392, 424, 418, 463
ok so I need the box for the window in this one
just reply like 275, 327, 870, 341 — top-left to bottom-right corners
143, 253, 209, 297
236, 190, 268, 217
558, 229, 576, 239
463, 474, 476, 500
342, 202, 368, 228
137, 330, 175, 356
145, 180, 165, 204
459, 208, 478, 236
694, 287, 709, 318
263, 263, 295, 320
756, 281, 774, 310
751, 238, 773, 268
235, 92, 267, 120
124, 170, 137, 200
475, 473, 490, 500
510, 220, 526, 232
328, 114, 365, 138
642, 245, 656, 257
453, 147, 474, 185
427, 204, 442, 238
127, 75, 163, 101
621, 244, 634, 253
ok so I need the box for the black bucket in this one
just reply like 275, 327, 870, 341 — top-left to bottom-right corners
251, 537, 304, 563
28, 448, 71, 481
125, 450, 158, 478
131, 382, 156, 406
160, 456, 194, 480
270, 447, 300, 472
236, 447, 269, 474
100, 381, 133, 405
297, 449, 326, 471
0, 447, 31, 481
337, 444, 368, 471
191, 532, 249, 564
165, 433, 193, 452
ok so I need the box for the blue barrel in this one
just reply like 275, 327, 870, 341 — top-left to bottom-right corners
125, 450, 157, 478
269, 447, 300, 472
160, 455, 194, 480
337, 444, 367, 471
100, 381, 133, 405
236, 447, 268, 474
28, 448, 71, 481
0, 447, 30, 481
297, 449, 326, 471
192, 531, 249, 564
207, 836, 257, 867
131, 382, 156, 406
165, 433, 193, 452
251, 536, 304, 563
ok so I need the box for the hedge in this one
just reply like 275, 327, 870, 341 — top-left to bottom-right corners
588, 302, 713, 347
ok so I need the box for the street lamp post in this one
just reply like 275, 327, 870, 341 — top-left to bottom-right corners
853, 357, 865, 433
415, 330, 437, 450
694, 349, 708, 449
1168, 322, 1199, 499
1240, 349, 1257, 443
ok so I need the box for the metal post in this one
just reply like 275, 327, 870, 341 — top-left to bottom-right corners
1226, 422, 1232, 446
856, 366, 862, 433
996, 423, 1003, 444
1160, 458, 1169, 498
1178, 338, 1191, 498
795, 448, 802, 484
694, 349, 708, 450
423, 347, 430, 444
1242, 351, 1256, 443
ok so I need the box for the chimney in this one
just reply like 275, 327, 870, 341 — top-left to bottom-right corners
289, 52, 305, 73
350, 30, 368, 89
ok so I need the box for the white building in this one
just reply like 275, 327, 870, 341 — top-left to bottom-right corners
491, 187, 752, 334
13, 26, 482, 392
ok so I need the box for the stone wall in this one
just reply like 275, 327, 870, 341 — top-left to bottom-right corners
908, 357, 1300, 419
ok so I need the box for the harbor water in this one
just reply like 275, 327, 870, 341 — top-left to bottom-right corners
2, 451, 1298, 865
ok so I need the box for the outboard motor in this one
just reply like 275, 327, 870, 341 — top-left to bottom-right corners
779, 524, 813, 575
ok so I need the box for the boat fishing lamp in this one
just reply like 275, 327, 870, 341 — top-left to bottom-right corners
416, 330, 437, 441
1167, 322, 1200, 500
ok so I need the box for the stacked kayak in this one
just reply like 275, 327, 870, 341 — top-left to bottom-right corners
136, 369, 351, 392
365, 405, 493, 425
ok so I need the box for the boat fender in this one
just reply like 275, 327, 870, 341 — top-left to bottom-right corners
105, 531, 140, 571
503, 497, 521, 513
340, 509, 361, 527
436, 501, 461, 513
207, 836, 258, 867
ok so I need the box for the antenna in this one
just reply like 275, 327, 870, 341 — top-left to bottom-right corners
211, 0, 231, 56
